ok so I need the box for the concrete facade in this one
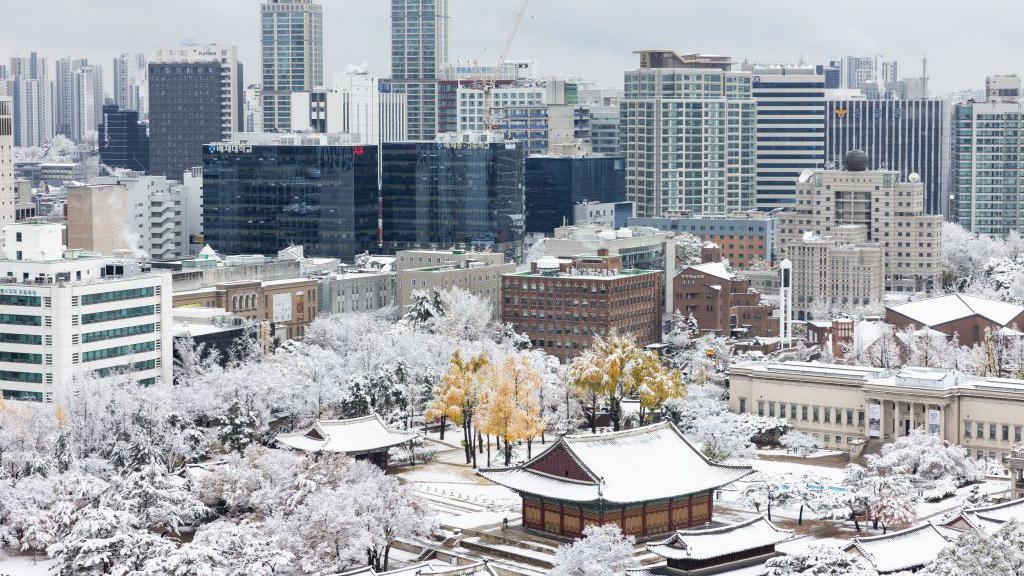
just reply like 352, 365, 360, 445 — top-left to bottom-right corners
731, 361, 1024, 462
673, 262, 776, 338
785, 225, 885, 319
173, 277, 317, 342
778, 161, 941, 294
395, 249, 512, 318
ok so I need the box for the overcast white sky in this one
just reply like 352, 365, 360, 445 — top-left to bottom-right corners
3, 0, 1021, 95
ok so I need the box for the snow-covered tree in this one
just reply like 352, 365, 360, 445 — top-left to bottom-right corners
218, 398, 261, 455
47, 508, 175, 576
870, 429, 981, 486
674, 233, 704, 268
780, 430, 819, 457
764, 544, 877, 576
919, 519, 1024, 576
551, 524, 637, 576
870, 473, 918, 534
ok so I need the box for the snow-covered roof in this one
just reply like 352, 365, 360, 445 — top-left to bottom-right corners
627, 566, 766, 576
337, 560, 498, 576
888, 294, 1024, 328
847, 522, 954, 573
647, 515, 793, 561
958, 497, 1024, 533
275, 415, 419, 456
686, 261, 733, 281
478, 422, 752, 504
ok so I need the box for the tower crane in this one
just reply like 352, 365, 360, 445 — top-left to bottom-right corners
478, 0, 530, 132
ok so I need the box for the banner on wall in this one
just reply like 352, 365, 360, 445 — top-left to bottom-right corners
868, 403, 881, 438
928, 408, 941, 436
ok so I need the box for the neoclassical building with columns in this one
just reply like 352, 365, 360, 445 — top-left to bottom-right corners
729, 362, 1024, 461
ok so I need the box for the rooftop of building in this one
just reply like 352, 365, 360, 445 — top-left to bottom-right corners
847, 522, 956, 574
479, 422, 751, 505
887, 293, 1024, 327
647, 515, 793, 561
275, 415, 419, 456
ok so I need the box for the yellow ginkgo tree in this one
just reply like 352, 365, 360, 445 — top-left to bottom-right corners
569, 332, 685, 432
426, 349, 489, 467
478, 355, 544, 466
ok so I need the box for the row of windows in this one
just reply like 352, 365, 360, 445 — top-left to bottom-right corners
82, 341, 156, 363
82, 324, 156, 344
0, 313, 40, 326
0, 294, 41, 307
93, 359, 157, 378
81, 305, 155, 325
745, 399, 865, 428
964, 420, 1023, 443
0, 370, 42, 383
0, 333, 41, 345
81, 287, 155, 306
0, 351, 42, 365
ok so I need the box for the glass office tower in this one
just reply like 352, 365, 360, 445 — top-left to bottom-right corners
202, 143, 378, 260
524, 155, 626, 234
260, 0, 323, 132
381, 136, 524, 258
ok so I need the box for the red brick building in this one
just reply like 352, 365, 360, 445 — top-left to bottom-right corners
500, 252, 662, 360
886, 294, 1024, 348
673, 262, 777, 338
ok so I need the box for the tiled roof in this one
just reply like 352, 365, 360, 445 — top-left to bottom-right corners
275, 415, 418, 456
647, 515, 793, 561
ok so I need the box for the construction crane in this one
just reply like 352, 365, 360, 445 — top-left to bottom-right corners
478, 0, 530, 132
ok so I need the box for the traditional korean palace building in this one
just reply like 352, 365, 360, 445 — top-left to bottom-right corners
275, 414, 418, 469
629, 515, 793, 575
845, 497, 1024, 574
478, 422, 751, 540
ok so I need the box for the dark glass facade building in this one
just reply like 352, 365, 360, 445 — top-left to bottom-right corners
148, 61, 226, 179
825, 99, 949, 216
381, 140, 525, 258
524, 155, 626, 234
98, 105, 149, 172
202, 143, 379, 260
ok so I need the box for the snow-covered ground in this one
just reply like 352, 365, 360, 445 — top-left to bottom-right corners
0, 555, 53, 576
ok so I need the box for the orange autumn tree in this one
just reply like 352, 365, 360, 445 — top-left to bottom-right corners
479, 355, 544, 466
426, 349, 489, 467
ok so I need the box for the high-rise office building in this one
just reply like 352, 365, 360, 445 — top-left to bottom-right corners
588, 105, 620, 155
0, 222, 174, 402
389, 0, 449, 140
954, 75, 1024, 236
815, 61, 841, 89
750, 65, 825, 210
524, 154, 625, 234
149, 45, 242, 179
202, 134, 378, 261
621, 51, 756, 217
112, 53, 147, 115
7, 53, 52, 147
381, 132, 524, 258
98, 105, 150, 173
0, 97, 14, 227
290, 72, 408, 143
825, 99, 949, 216
260, 0, 323, 133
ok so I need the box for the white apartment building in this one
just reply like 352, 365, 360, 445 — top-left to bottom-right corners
0, 222, 173, 403
778, 153, 942, 294
289, 72, 408, 144
456, 85, 546, 132
112, 53, 148, 116
395, 249, 512, 318
153, 44, 242, 135
260, 0, 323, 133
0, 97, 14, 228
7, 53, 53, 148
622, 51, 757, 217
731, 361, 1024, 462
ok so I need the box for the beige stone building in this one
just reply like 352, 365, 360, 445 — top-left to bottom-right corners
395, 249, 513, 317
730, 361, 1024, 462
173, 277, 318, 341
786, 225, 885, 319
66, 183, 133, 255
778, 152, 942, 295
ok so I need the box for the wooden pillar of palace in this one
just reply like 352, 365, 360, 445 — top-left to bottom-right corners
620, 505, 626, 532
708, 491, 713, 523
688, 494, 694, 527
559, 501, 565, 536
578, 504, 584, 535
521, 497, 526, 528
641, 501, 647, 535
668, 497, 674, 529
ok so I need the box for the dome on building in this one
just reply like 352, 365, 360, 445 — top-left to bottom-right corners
844, 150, 869, 172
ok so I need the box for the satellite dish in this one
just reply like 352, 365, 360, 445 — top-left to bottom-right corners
908, 172, 921, 183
